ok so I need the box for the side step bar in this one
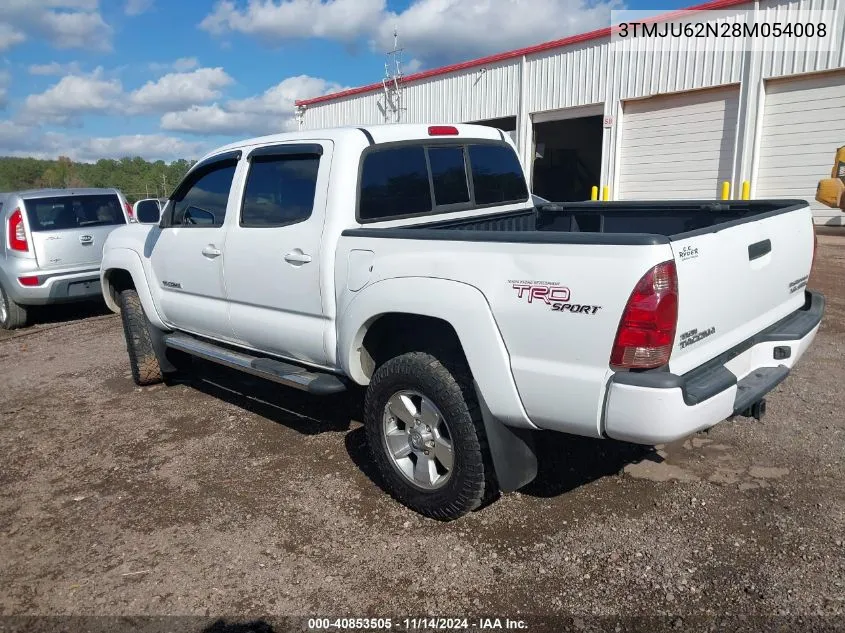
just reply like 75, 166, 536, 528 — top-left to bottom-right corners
164, 332, 346, 395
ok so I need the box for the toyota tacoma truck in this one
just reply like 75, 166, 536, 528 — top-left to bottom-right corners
100, 123, 824, 520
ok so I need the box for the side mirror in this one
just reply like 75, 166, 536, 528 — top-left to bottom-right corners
134, 199, 162, 224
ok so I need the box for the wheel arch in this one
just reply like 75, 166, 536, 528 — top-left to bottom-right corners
338, 276, 535, 430
100, 248, 167, 330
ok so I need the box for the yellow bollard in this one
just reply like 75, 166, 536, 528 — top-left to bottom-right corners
602, 186, 609, 201
721, 181, 730, 200
741, 181, 750, 200
590, 186, 598, 201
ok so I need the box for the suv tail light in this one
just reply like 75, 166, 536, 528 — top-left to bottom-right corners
8, 208, 28, 252
610, 260, 679, 369
124, 201, 135, 221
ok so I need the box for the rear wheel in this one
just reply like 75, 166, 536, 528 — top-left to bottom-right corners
118, 288, 163, 386
364, 351, 497, 520
0, 282, 28, 330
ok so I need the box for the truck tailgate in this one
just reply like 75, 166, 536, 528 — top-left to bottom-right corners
669, 203, 815, 375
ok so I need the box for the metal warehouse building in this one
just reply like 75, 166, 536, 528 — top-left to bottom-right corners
295, 0, 845, 225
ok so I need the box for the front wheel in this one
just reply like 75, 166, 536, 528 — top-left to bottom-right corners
364, 351, 497, 520
118, 288, 163, 386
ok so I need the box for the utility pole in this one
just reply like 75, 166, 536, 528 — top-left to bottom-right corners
161, 173, 167, 198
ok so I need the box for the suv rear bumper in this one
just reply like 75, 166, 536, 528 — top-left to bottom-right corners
603, 290, 825, 445
1, 263, 102, 305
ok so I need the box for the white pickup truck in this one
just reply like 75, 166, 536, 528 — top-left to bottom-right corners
100, 123, 824, 520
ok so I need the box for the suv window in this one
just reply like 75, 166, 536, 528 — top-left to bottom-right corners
359, 146, 432, 221
428, 146, 470, 206
171, 162, 237, 227
242, 154, 320, 227
24, 194, 126, 231
468, 144, 529, 205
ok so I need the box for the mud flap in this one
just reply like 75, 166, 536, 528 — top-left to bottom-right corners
475, 384, 538, 492
146, 321, 177, 374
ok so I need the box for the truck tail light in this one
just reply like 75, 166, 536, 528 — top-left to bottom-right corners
428, 125, 459, 136
610, 260, 678, 370
8, 208, 28, 252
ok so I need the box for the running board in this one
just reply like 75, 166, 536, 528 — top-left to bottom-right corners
164, 332, 346, 395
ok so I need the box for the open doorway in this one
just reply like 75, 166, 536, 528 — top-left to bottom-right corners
532, 115, 603, 202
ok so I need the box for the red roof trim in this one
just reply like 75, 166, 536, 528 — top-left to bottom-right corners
295, 0, 751, 107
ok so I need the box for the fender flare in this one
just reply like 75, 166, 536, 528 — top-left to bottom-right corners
100, 248, 167, 331
338, 276, 536, 432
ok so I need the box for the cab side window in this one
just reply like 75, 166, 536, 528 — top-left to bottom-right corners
170, 161, 237, 228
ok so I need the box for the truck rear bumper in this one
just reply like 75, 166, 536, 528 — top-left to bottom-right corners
603, 290, 824, 445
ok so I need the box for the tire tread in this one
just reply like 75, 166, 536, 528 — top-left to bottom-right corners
364, 351, 498, 520
118, 288, 163, 386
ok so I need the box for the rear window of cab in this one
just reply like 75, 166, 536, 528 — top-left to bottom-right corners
358, 142, 529, 222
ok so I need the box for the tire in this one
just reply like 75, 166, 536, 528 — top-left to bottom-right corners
118, 288, 163, 386
364, 351, 498, 520
0, 281, 28, 330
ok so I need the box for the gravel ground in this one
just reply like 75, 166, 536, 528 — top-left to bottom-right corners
0, 237, 843, 632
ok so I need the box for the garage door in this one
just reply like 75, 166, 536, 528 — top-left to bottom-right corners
757, 71, 845, 226
619, 86, 739, 200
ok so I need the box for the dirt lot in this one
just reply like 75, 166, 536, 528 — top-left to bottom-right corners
1, 238, 844, 631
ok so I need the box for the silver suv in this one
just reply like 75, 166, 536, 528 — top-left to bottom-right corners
0, 188, 133, 329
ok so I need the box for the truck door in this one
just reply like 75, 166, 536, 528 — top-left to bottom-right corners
224, 142, 331, 365
147, 152, 240, 339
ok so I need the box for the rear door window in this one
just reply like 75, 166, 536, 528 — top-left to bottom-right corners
241, 154, 320, 227
468, 144, 529, 205
24, 194, 126, 232
359, 146, 432, 221
428, 146, 470, 206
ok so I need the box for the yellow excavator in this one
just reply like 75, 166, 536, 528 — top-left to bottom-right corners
816, 145, 845, 211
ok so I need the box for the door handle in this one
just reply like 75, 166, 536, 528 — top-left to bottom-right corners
201, 245, 222, 259
284, 250, 312, 265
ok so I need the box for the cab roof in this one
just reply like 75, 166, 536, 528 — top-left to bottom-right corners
200, 123, 507, 163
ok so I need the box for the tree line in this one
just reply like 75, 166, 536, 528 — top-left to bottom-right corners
0, 156, 196, 203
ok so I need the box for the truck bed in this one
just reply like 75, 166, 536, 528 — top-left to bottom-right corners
344, 200, 806, 244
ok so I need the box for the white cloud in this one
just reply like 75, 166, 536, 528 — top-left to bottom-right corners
20, 68, 122, 125
160, 74, 344, 136
79, 134, 205, 161
377, 0, 614, 64
20, 65, 238, 125
161, 104, 276, 136
125, 0, 154, 16
0, 121, 206, 161
128, 67, 233, 113
148, 57, 199, 73
200, 0, 385, 42
0, 1, 111, 52
0, 23, 27, 51
28, 61, 83, 75
199, 0, 616, 65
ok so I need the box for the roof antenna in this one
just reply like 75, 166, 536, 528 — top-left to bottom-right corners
381, 27, 406, 123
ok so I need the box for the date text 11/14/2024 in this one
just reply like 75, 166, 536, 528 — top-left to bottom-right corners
307, 617, 529, 630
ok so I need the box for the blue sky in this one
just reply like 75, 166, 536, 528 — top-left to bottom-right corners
1, 0, 689, 162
